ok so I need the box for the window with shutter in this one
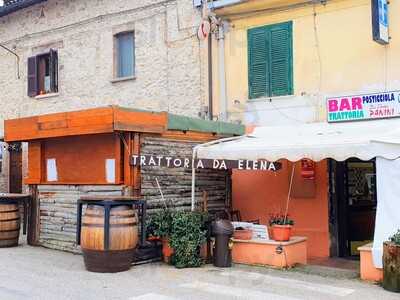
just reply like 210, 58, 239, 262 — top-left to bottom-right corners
27, 49, 59, 97
248, 21, 293, 99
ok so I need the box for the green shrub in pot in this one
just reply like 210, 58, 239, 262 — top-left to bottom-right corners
169, 211, 208, 268
147, 208, 174, 239
389, 230, 400, 246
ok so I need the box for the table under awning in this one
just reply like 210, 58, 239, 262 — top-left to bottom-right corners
192, 119, 400, 269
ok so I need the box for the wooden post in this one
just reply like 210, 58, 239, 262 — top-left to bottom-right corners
132, 133, 141, 197
27, 185, 40, 246
123, 132, 132, 187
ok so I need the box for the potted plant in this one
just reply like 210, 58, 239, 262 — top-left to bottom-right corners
269, 213, 294, 242
383, 229, 400, 292
147, 208, 174, 263
169, 211, 207, 268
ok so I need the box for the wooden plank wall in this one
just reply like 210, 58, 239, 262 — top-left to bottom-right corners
38, 185, 125, 253
140, 136, 230, 214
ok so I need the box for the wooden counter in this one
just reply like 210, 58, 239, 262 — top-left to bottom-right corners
232, 236, 307, 268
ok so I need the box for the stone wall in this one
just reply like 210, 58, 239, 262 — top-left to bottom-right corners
141, 136, 230, 214
0, 0, 207, 192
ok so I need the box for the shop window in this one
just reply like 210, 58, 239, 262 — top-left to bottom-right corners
114, 32, 135, 78
27, 49, 58, 97
248, 21, 293, 99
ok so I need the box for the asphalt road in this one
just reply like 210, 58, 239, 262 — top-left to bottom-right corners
0, 244, 398, 300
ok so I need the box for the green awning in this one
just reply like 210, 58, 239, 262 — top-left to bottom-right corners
168, 114, 245, 136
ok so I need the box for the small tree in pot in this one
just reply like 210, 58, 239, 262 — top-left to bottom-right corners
383, 230, 400, 293
269, 213, 295, 242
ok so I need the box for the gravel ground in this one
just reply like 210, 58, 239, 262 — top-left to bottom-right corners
0, 243, 398, 300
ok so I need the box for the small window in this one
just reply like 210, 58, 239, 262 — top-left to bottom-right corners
115, 32, 135, 78
27, 49, 58, 97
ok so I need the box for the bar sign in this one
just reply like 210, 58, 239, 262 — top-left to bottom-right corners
372, 0, 389, 45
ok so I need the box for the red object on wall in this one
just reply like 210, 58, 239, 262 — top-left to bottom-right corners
301, 159, 315, 180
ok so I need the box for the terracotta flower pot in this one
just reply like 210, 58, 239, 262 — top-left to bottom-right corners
233, 229, 253, 240
271, 225, 292, 241
162, 238, 174, 263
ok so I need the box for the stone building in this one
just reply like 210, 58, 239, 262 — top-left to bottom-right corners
0, 0, 208, 193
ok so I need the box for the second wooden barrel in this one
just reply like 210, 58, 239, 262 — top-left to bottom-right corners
0, 203, 20, 248
81, 205, 139, 272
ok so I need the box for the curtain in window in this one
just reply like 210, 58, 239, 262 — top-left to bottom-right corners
117, 32, 135, 78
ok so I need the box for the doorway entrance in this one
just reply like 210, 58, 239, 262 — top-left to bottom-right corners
330, 159, 377, 258
8, 142, 22, 193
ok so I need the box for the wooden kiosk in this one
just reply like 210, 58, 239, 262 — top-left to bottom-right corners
4, 106, 244, 252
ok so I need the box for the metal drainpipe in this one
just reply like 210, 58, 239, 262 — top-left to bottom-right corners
217, 23, 228, 122
207, 33, 214, 121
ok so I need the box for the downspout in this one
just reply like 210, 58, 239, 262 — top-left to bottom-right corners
217, 22, 228, 121
207, 33, 213, 120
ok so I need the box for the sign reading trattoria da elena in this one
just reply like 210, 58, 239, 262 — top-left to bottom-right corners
131, 155, 281, 171
327, 91, 400, 123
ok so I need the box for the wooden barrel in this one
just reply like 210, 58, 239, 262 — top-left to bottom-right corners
383, 242, 400, 292
81, 205, 138, 272
0, 203, 20, 248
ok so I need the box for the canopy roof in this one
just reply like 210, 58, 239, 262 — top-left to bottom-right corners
4, 106, 244, 142
195, 119, 400, 162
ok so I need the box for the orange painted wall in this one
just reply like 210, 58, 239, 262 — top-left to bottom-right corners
42, 133, 121, 184
232, 160, 330, 258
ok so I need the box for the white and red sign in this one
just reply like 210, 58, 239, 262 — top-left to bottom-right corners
327, 91, 400, 123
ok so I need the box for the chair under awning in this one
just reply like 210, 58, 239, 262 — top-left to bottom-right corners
192, 119, 400, 269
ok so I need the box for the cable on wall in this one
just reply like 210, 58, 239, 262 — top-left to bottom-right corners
0, 44, 20, 79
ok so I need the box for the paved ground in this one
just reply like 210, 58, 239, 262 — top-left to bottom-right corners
0, 244, 398, 300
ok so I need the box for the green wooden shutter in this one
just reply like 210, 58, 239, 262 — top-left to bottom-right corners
248, 28, 269, 99
248, 21, 293, 99
269, 22, 293, 97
